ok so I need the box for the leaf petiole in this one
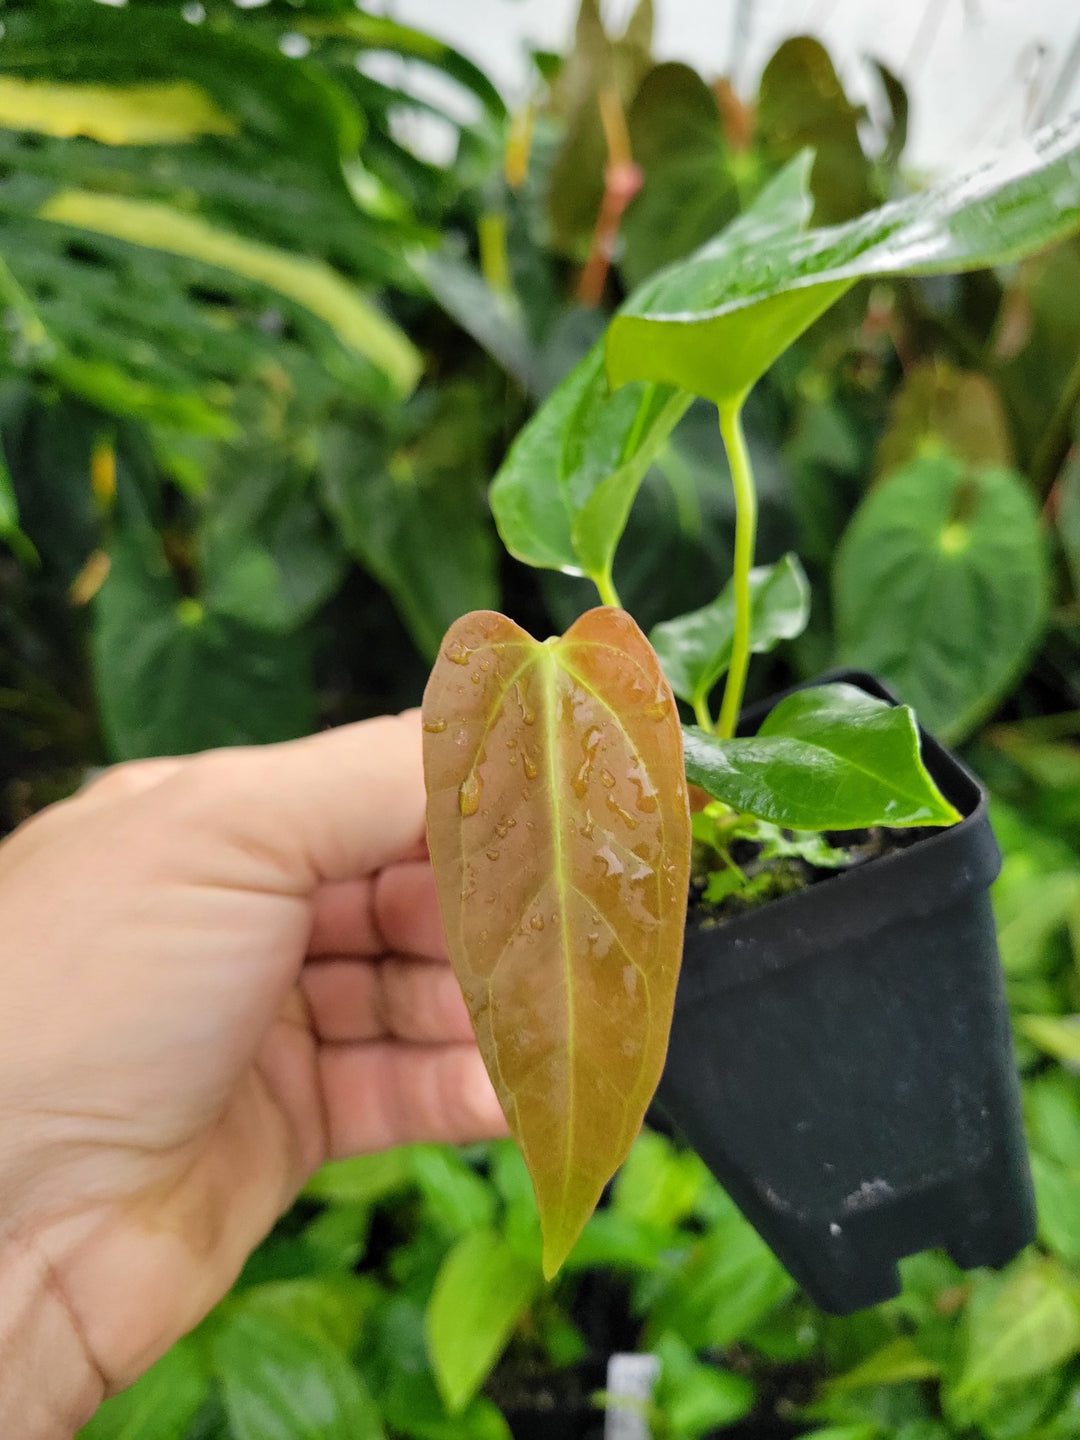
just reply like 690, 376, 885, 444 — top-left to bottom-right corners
717, 399, 757, 739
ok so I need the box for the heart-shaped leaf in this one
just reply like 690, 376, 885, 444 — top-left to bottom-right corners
650, 553, 809, 718
681, 682, 961, 830
607, 112, 1080, 405
488, 155, 815, 589
422, 607, 691, 1277
833, 452, 1049, 742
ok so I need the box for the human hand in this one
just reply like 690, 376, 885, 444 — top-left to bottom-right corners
0, 713, 506, 1436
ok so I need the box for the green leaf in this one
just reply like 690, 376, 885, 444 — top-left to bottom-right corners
1017, 1014, 1080, 1067
644, 1209, 795, 1350
682, 683, 961, 830
1031, 1152, 1080, 1263
489, 156, 814, 586
1058, 446, 1080, 598
0, 76, 238, 144
1025, 1071, 1080, 1170
40, 190, 421, 399
825, 1338, 941, 1394
213, 1301, 384, 1440
302, 1148, 416, 1206
607, 112, 1080, 404
92, 528, 314, 758
319, 410, 498, 662
77, 1338, 208, 1440
650, 553, 809, 713
410, 1145, 497, 1238
425, 1229, 541, 1414
652, 1331, 756, 1439
833, 452, 1048, 742
612, 1128, 710, 1230
948, 1257, 1080, 1410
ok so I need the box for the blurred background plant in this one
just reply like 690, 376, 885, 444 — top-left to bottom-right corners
3, 0, 1080, 1435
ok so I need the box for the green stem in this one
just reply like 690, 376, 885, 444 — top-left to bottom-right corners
594, 568, 622, 608
692, 691, 714, 733
717, 400, 757, 739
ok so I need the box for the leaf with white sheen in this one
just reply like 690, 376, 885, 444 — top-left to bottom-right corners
607, 113, 1080, 404
650, 553, 809, 712
423, 608, 691, 1277
682, 683, 961, 830
489, 155, 815, 584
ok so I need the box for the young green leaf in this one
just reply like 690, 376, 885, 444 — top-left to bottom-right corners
607, 113, 1080, 404
682, 683, 961, 831
650, 553, 809, 719
488, 155, 816, 589
422, 607, 691, 1278
833, 453, 1048, 743
426, 1229, 542, 1414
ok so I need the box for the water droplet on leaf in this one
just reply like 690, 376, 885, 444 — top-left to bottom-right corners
458, 772, 482, 817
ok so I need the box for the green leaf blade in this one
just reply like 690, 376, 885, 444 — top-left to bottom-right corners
833, 453, 1049, 742
650, 553, 809, 710
425, 1229, 541, 1414
608, 114, 1080, 404
682, 683, 961, 830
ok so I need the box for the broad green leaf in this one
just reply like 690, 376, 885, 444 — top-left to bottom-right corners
948, 1257, 1080, 1409
230, 1277, 375, 1357
422, 607, 691, 1275
425, 1229, 541, 1413
875, 361, 1015, 478
40, 191, 421, 398
682, 683, 961, 830
1025, 1071, 1080, 1170
213, 1302, 384, 1440
319, 408, 498, 662
644, 1211, 795, 1350
995, 871, 1080, 976
488, 156, 814, 584
77, 1338, 207, 1440
92, 529, 314, 758
411, 1145, 497, 1238
652, 1331, 756, 1439
825, 1338, 941, 1394
650, 553, 809, 713
1031, 1152, 1080, 1263
612, 1127, 710, 1230
0, 77, 237, 144
620, 62, 739, 288
607, 113, 1080, 404
1017, 1014, 1080, 1067
834, 452, 1048, 742
303, 1148, 415, 1206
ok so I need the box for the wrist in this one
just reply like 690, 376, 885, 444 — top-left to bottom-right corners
0, 1232, 104, 1440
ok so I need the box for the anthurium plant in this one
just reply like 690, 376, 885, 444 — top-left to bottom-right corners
422, 116, 1080, 1279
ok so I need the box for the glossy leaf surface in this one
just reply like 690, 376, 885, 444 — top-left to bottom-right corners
607, 112, 1080, 403
682, 683, 961, 830
833, 452, 1048, 742
422, 608, 691, 1276
426, 1229, 541, 1413
650, 553, 809, 712
488, 157, 814, 584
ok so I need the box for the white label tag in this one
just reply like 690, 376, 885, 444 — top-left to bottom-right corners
603, 1352, 661, 1440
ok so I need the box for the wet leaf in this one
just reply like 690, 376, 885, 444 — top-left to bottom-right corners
426, 1229, 541, 1413
489, 157, 813, 585
833, 452, 1048, 742
422, 607, 691, 1277
607, 112, 1080, 404
682, 683, 961, 830
650, 553, 809, 714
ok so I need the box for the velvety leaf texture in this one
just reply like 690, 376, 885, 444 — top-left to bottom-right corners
682, 683, 961, 831
422, 608, 691, 1277
607, 112, 1080, 404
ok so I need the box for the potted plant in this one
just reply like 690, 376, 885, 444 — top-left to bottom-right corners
421, 122, 1080, 1311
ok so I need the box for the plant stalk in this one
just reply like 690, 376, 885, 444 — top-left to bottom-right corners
594, 568, 622, 608
717, 400, 757, 739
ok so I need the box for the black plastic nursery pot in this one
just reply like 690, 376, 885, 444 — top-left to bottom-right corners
653, 672, 1037, 1316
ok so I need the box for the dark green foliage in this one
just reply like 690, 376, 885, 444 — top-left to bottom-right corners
2, 0, 1080, 1435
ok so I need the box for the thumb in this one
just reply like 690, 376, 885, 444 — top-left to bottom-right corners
151, 712, 428, 894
